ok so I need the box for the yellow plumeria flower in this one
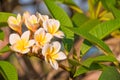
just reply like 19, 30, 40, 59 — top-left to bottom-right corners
8, 14, 22, 34
25, 14, 39, 32
9, 31, 35, 54
42, 41, 67, 70
34, 28, 52, 48
37, 13, 49, 26
43, 19, 64, 38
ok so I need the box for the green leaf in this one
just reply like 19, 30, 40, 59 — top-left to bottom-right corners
44, 0, 74, 51
0, 45, 10, 55
74, 63, 103, 77
82, 55, 117, 67
0, 30, 4, 40
99, 66, 120, 80
101, 0, 120, 18
72, 13, 89, 28
0, 61, 18, 80
62, 0, 83, 13
0, 12, 16, 27
66, 27, 112, 55
74, 66, 88, 77
68, 59, 81, 66
81, 19, 120, 55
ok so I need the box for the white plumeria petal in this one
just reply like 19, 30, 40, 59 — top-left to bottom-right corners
49, 59, 58, 70
17, 14, 21, 23
43, 19, 60, 34
55, 52, 67, 60
29, 15, 38, 24
23, 11, 30, 20
54, 31, 64, 38
45, 33, 53, 42
21, 31, 30, 41
52, 41, 61, 54
21, 48, 30, 54
8, 16, 17, 24
26, 40, 35, 48
42, 43, 50, 56
9, 33, 20, 45
35, 28, 45, 35
52, 19, 60, 33
42, 15, 49, 21
43, 20, 50, 32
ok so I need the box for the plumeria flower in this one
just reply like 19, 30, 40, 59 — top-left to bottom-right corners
8, 14, 22, 34
43, 19, 64, 38
34, 28, 52, 48
23, 11, 30, 21
9, 31, 35, 54
42, 41, 67, 70
37, 13, 49, 26
25, 14, 39, 32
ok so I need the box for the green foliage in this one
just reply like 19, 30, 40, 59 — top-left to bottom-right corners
0, 45, 10, 55
72, 13, 89, 28
44, 0, 74, 51
74, 63, 103, 77
81, 19, 120, 55
67, 27, 113, 55
82, 55, 117, 67
0, 30, 4, 40
74, 55, 117, 77
0, 61, 18, 80
0, 12, 16, 27
99, 66, 120, 80
1, 0, 120, 80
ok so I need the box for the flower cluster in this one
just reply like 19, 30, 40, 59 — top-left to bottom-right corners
7, 12, 67, 70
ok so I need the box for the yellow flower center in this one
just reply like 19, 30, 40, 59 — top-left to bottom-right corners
46, 47, 58, 62
15, 39, 28, 51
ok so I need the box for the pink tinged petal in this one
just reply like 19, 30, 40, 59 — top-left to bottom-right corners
54, 31, 65, 38
55, 52, 67, 60
52, 19, 60, 33
21, 31, 30, 41
45, 33, 53, 42
52, 41, 61, 53
43, 20, 49, 32
42, 43, 50, 56
42, 15, 49, 21
49, 59, 58, 70
17, 14, 21, 23
9, 33, 20, 45
35, 28, 45, 35
26, 40, 35, 48
29, 15, 38, 24
34, 28, 45, 42
23, 11, 30, 20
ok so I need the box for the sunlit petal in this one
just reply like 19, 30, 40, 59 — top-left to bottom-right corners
54, 31, 64, 38
52, 41, 61, 53
35, 28, 45, 35
21, 31, 30, 41
55, 52, 67, 60
42, 43, 50, 56
21, 48, 30, 54
43, 19, 60, 34
17, 14, 22, 23
26, 40, 35, 48
9, 33, 20, 45
49, 59, 58, 70
52, 19, 60, 33
45, 33, 53, 42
